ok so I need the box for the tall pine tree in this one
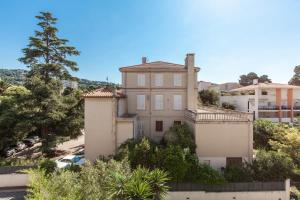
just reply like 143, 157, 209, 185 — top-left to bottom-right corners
19, 12, 81, 153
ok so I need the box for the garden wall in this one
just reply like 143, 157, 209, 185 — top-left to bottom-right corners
166, 180, 290, 200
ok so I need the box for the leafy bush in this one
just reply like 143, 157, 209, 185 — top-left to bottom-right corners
162, 145, 189, 182
221, 102, 235, 110
193, 164, 226, 184
198, 89, 219, 106
223, 165, 253, 182
116, 137, 162, 169
251, 150, 295, 181
253, 119, 276, 149
27, 159, 169, 200
39, 159, 57, 174
269, 124, 300, 166
162, 123, 196, 153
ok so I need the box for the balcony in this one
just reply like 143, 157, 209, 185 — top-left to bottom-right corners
258, 105, 279, 110
185, 108, 253, 122
258, 105, 292, 110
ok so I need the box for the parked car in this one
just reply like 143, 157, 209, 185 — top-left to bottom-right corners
55, 155, 85, 169
3, 148, 16, 157
23, 139, 35, 147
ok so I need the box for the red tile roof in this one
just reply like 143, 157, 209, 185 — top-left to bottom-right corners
83, 88, 126, 98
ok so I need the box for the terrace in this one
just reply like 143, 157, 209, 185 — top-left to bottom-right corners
185, 107, 253, 122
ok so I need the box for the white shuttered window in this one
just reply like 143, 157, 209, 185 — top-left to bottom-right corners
173, 74, 182, 86
137, 95, 145, 110
173, 95, 182, 110
155, 74, 163, 87
137, 74, 145, 86
155, 95, 164, 110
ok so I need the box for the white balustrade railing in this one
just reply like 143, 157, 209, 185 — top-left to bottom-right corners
185, 110, 253, 122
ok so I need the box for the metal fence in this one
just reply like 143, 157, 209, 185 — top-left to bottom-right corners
168, 182, 286, 192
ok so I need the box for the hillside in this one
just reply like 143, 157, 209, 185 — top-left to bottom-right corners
0, 68, 118, 89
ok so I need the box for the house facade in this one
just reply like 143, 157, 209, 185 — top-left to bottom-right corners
84, 54, 254, 170
220, 81, 300, 123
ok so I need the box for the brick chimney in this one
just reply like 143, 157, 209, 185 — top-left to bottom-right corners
186, 53, 196, 110
142, 57, 147, 64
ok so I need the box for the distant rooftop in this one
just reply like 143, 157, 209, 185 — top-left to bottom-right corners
83, 87, 126, 98
231, 83, 300, 92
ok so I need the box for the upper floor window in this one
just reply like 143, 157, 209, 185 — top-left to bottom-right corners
137, 95, 146, 110
137, 74, 145, 87
173, 95, 182, 110
173, 74, 182, 86
155, 95, 164, 110
155, 74, 163, 87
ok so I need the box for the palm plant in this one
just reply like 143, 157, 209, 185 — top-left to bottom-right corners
146, 169, 170, 200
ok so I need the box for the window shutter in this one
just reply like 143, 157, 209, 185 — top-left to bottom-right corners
137, 74, 145, 86
173, 95, 182, 110
155, 95, 163, 110
155, 121, 163, 132
173, 74, 182, 86
155, 74, 163, 87
137, 95, 145, 110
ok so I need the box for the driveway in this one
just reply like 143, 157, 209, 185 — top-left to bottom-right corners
0, 187, 26, 200
56, 134, 84, 156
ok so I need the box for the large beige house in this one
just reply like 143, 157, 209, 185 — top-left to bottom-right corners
84, 54, 254, 170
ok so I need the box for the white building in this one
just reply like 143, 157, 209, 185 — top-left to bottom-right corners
220, 81, 300, 123
62, 80, 78, 89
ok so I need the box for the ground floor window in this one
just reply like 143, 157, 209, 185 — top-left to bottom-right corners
155, 121, 163, 132
174, 120, 181, 125
226, 157, 242, 167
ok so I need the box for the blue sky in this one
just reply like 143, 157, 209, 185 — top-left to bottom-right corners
1, 0, 300, 84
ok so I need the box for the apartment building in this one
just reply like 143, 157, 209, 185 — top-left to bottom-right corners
119, 54, 199, 140
84, 54, 253, 170
220, 81, 300, 123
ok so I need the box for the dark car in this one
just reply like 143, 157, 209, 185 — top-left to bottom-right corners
23, 139, 35, 147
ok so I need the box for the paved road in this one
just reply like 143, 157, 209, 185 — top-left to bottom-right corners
56, 134, 84, 155
0, 188, 26, 200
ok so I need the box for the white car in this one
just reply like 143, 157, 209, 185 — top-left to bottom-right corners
55, 155, 85, 169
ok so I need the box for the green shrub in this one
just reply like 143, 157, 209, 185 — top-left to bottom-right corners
193, 164, 226, 185
162, 145, 189, 182
223, 165, 253, 182
198, 89, 219, 106
27, 159, 170, 200
251, 150, 295, 181
163, 123, 196, 153
221, 102, 235, 110
253, 119, 276, 149
39, 159, 57, 174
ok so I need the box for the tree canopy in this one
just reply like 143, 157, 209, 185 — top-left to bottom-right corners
18, 11, 82, 153
0, 86, 36, 151
289, 65, 300, 85
198, 89, 219, 106
239, 72, 272, 86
